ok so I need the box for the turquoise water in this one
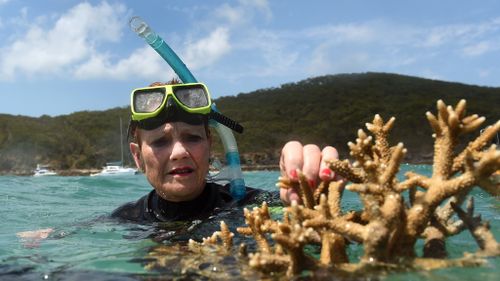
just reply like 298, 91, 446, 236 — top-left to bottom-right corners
0, 166, 498, 280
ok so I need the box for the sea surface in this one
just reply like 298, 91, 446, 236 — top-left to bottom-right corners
0, 165, 498, 280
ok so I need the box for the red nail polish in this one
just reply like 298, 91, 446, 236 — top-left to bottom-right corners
290, 169, 298, 179
308, 179, 316, 187
321, 168, 333, 178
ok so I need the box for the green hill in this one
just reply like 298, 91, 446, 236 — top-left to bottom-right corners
216, 72, 499, 165
1, 72, 499, 174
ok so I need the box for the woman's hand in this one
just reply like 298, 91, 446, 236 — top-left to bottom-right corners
279, 141, 340, 205
16, 228, 53, 248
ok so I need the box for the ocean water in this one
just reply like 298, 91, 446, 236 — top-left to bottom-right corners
0, 166, 498, 280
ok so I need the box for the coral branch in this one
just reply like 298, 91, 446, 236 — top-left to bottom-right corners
451, 199, 500, 257
454, 133, 498, 174
379, 143, 406, 186
397, 171, 431, 191
327, 180, 345, 217
187, 99, 499, 278
297, 170, 316, 208
236, 204, 276, 253
366, 114, 395, 162
327, 159, 365, 183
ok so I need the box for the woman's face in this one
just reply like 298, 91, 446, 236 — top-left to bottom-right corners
130, 122, 211, 202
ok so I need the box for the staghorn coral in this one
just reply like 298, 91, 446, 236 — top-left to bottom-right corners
187, 99, 499, 278
188, 221, 234, 253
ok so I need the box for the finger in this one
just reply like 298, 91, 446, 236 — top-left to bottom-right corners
279, 141, 303, 180
319, 146, 339, 181
16, 228, 53, 239
280, 187, 301, 205
302, 144, 321, 186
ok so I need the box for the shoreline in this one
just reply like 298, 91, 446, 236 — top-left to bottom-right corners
0, 167, 282, 176
0, 161, 435, 176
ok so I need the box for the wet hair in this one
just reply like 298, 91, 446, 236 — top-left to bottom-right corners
128, 78, 210, 144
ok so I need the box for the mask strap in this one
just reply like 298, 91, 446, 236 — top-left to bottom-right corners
209, 111, 244, 134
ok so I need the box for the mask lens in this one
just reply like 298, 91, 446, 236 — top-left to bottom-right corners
134, 90, 165, 113
174, 86, 209, 108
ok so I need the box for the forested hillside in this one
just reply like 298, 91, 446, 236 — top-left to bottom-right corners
1, 72, 498, 174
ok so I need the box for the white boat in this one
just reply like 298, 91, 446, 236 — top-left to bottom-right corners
91, 118, 138, 177
91, 162, 137, 176
33, 164, 58, 177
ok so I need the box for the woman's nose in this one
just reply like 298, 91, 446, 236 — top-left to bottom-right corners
170, 141, 189, 160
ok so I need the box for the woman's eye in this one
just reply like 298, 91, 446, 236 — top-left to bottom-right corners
185, 134, 203, 142
151, 138, 169, 147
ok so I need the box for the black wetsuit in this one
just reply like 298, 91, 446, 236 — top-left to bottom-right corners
111, 182, 272, 223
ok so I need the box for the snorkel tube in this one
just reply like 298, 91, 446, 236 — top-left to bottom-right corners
129, 16, 246, 201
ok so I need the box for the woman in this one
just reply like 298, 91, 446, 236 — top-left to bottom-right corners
111, 80, 340, 223
19, 80, 340, 245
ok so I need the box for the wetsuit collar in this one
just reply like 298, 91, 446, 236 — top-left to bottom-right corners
150, 184, 219, 221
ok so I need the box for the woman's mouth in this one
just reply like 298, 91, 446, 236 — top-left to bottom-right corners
168, 167, 194, 176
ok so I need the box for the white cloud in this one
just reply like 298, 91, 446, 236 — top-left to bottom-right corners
298, 17, 500, 65
296, 22, 396, 75
0, 0, 10, 5
462, 41, 491, 56
2, 6, 30, 30
0, 0, 273, 81
215, 3, 247, 26
240, 0, 272, 20
421, 17, 500, 48
478, 69, 490, 78
73, 46, 170, 80
421, 25, 471, 47
308, 46, 374, 75
0, 1, 126, 80
183, 27, 232, 69
214, 0, 271, 27
280, 16, 500, 81
250, 30, 299, 75
305, 23, 377, 44
308, 44, 334, 74
1, 0, 498, 86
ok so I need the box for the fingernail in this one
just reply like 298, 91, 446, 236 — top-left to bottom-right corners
289, 169, 298, 180
321, 168, 333, 178
308, 179, 316, 187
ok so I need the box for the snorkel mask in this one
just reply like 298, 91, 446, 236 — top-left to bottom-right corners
129, 16, 246, 201
130, 82, 243, 132
131, 82, 211, 130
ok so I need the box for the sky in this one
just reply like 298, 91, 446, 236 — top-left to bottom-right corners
1, 0, 499, 117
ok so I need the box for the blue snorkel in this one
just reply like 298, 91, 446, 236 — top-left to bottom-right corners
129, 16, 246, 201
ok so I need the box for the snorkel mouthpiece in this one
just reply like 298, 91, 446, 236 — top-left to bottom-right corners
130, 16, 246, 201
129, 16, 197, 83
129, 16, 155, 45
